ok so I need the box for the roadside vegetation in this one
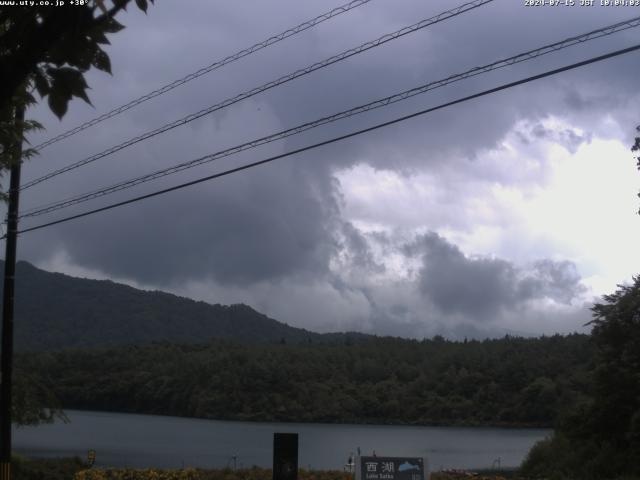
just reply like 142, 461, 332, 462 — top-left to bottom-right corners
10, 460, 521, 480
519, 277, 640, 480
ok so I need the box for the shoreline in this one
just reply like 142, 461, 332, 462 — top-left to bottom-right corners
53, 407, 555, 430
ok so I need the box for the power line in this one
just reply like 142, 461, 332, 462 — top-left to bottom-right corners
13, 43, 640, 237
21, 0, 494, 191
32, 0, 375, 152
19, 15, 640, 219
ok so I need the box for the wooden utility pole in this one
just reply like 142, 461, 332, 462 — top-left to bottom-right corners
0, 103, 24, 480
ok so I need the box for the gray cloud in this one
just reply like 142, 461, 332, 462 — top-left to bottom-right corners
530, 122, 591, 154
337, 221, 385, 273
521, 259, 587, 305
406, 233, 586, 321
20, 160, 341, 287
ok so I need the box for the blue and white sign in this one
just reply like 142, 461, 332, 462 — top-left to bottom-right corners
356, 456, 427, 480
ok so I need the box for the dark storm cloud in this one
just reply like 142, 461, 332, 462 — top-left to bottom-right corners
259, 0, 640, 172
5, 0, 637, 337
407, 233, 519, 319
407, 233, 586, 320
20, 159, 341, 286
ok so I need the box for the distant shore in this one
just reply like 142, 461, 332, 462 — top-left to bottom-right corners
57, 406, 555, 429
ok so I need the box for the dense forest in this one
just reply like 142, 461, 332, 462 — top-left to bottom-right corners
20, 334, 592, 428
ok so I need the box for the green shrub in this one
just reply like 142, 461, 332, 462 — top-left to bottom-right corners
12, 455, 87, 480
73, 467, 353, 480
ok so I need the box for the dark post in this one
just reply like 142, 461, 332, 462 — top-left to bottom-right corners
0, 103, 24, 480
273, 433, 298, 480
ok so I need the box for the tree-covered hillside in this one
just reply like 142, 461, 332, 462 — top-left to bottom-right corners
2, 260, 369, 351
21, 334, 593, 427
521, 277, 640, 479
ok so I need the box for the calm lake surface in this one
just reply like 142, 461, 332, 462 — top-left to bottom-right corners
13, 410, 550, 471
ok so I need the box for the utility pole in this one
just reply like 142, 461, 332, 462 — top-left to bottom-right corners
0, 103, 24, 480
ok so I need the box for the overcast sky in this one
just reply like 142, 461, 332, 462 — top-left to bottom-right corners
5, 0, 640, 339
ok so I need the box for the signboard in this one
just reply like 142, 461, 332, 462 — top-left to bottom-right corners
357, 457, 427, 480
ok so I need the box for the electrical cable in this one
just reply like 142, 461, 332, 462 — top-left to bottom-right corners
12, 42, 640, 237
32, 0, 376, 152
20, 0, 494, 191
19, 15, 640, 219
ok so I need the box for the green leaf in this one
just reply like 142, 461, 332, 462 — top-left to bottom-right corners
71, 82, 91, 106
135, 0, 148, 13
24, 91, 36, 104
69, 41, 95, 72
103, 18, 125, 34
23, 120, 44, 132
92, 49, 111, 74
88, 27, 111, 45
112, 0, 129, 10
48, 90, 68, 119
48, 67, 92, 116
94, 0, 107, 14
22, 147, 40, 160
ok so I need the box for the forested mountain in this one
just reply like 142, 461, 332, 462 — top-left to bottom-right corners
21, 333, 593, 427
6, 260, 597, 429
2, 260, 368, 351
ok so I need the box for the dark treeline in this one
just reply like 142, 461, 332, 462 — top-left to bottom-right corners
21, 334, 592, 427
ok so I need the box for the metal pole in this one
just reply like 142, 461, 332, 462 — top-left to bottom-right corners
0, 103, 24, 480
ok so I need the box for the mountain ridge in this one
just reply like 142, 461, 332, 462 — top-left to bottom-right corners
0, 260, 369, 351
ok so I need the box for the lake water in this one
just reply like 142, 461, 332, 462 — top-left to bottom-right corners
13, 410, 550, 471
